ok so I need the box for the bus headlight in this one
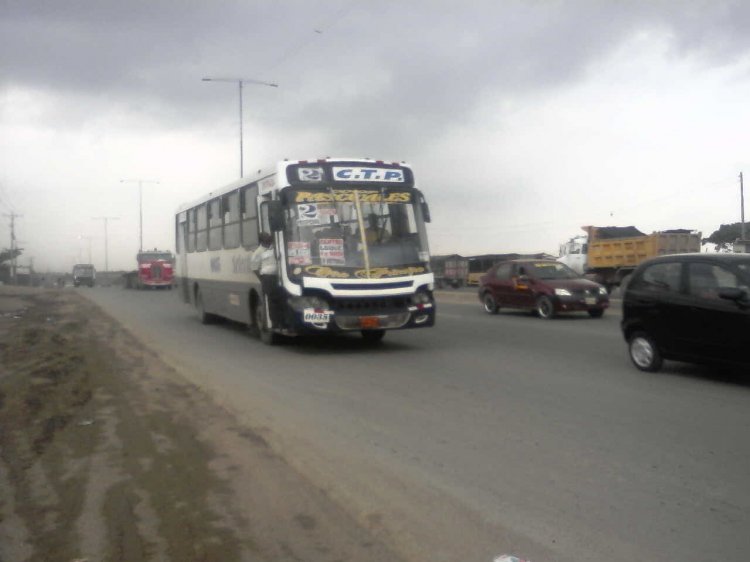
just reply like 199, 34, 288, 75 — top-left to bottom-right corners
410, 291, 431, 305
288, 295, 330, 312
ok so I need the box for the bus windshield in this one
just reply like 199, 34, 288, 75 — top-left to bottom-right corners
283, 187, 430, 274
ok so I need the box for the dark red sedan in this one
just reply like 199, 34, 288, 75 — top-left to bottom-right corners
478, 259, 609, 319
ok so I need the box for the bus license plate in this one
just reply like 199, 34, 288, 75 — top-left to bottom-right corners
359, 316, 380, 329
303, 309, 331, 323
585, 297, 597, 305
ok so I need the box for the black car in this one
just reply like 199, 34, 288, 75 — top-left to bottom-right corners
621, 253, 750, 372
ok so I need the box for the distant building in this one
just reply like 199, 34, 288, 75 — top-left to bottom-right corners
733, 239, 750, 253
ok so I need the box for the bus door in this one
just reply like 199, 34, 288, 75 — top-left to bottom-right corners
178, 212, 189, 302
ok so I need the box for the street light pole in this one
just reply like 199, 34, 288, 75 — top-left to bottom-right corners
120, 179, 159, 253
92, 216, 119, 271
202, 77, 278, 177
741, 172, 746, 241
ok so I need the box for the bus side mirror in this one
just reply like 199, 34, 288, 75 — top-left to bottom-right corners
422, 202, 431, 223
420, 196, 431, 223
268, 200, 284, 232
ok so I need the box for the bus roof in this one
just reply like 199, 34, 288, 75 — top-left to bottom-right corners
175, 157, 413, 214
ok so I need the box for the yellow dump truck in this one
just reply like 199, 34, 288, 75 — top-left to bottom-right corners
558, 226, 702, 291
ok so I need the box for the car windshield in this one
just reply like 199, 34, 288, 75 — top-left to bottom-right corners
529, 261, 580, 280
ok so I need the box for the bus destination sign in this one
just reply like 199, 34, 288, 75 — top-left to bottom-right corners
332, 167, 405, 183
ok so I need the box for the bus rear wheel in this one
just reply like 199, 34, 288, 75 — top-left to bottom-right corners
195, 288, 214, 324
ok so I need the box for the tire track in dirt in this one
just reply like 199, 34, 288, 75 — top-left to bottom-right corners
0, 287, 403, 562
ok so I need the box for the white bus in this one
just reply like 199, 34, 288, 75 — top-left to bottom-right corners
175, 158, 435, 343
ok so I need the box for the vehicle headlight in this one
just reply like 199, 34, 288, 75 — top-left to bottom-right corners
288, 295, 330, 311
411, 291, 431, 305
598, 287, 608, 295
554, 288, 572, 297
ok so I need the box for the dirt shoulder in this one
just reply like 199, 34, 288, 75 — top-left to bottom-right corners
0, 287, 402, 562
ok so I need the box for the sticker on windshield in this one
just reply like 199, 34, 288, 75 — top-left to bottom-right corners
294, 190, 412, 204
287, 241, 312, 265
317, 204, 337, 217
319, 238, 345, 265
297, 204, 321, 226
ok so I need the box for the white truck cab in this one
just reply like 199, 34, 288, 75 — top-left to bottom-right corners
558, 235, 588, 275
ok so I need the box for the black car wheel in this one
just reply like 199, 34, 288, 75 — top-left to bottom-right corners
536, 296, 555, 319
628, 332, 663, 372
588, 308, 605, 318
483, 293, 499, 314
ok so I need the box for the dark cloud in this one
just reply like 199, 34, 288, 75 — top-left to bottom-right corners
2, 0, 749, 155
0, 0, 750, 130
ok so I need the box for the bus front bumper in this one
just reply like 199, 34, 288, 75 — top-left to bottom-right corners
288, 304, 435, 334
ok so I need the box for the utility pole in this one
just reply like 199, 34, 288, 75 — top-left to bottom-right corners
3, 212, 22, 284
120, 179, 159, 252
741, 172, 746, 241
93, 216, 119, 271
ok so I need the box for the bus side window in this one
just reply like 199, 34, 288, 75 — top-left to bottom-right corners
208, 198, 222, 251
176, 212, 186, 254
187, 209, 196, 252
241, 184, 259, 247
196, 203, 208, 252
223, 191, 240, 249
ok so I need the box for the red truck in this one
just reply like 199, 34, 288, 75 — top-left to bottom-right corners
124, 250, 174, 290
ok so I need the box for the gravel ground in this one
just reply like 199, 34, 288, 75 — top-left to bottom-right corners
0, 286, 403, 562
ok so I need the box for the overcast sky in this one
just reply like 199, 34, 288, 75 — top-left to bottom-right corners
2, 0, 749, 272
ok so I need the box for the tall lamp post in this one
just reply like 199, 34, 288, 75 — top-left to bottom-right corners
202, 77, 278, 177
120, 179, 159, 253
740, 172, 746, 242
92, 216, 119, 271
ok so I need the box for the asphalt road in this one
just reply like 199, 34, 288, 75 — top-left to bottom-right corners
81, 286, 750, 562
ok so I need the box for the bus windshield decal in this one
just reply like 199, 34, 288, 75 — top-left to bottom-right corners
332, 167, 405, 182
301, 265, 426, 279
294, 190, 411, 204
